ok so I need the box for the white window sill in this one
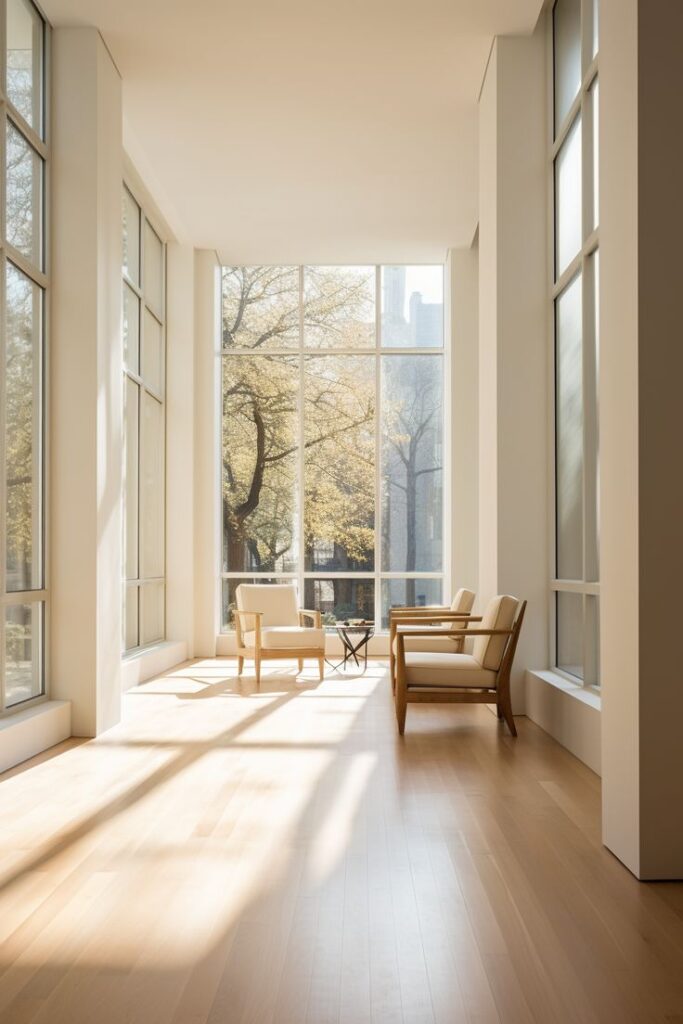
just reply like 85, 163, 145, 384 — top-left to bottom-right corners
529, 668, 601, 710
121, 639, 188, 690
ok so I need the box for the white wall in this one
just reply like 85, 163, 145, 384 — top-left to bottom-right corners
166, 243, 196, 656
193, 250, 221, 656
477, 27, 549, 711
50, 28, 123, 737
600, 0, 683, 880
449, 244, 479, 595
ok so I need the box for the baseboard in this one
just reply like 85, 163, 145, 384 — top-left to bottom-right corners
525, 669, 601, 775
0, 700, 72, 775
122, 640, 189, 690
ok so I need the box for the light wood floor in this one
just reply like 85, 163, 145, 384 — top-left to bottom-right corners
1, 660, 682, 1024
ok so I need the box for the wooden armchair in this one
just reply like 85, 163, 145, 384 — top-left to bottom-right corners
388, 588, 478, 689
233, 583, 325, 687
394, 595, 526, 736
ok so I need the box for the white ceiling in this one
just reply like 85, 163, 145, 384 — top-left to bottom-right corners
42, 0, 544, 263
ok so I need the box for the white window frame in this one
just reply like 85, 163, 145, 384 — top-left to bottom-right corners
121, 181, 167, 655
220, 264, 448, 633
548, 0, 600, 687
0, 0, 50, 717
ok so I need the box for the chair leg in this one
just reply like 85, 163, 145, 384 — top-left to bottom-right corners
237, 656, 244, 676
395, 687, 407, 735
254, 655, 261, 689
297, 659, 303, 673
498, 687, 517, 737
318, 657, 324, 682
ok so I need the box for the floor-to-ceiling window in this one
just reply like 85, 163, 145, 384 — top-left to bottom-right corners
1, 0, 47, 714
220, 265, 446, 631
121, 186, 166, 652
551, 0, 600, 684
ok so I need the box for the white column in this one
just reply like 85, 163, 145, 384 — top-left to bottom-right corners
193, 250, 221, 656
50, 29, 122, 736
449, 244, 479, 594
477, 26, 549, 710
600, 0, 683, 879
165, 243, 195, 655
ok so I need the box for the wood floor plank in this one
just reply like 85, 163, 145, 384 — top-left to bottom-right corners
0, 659, 682, 1024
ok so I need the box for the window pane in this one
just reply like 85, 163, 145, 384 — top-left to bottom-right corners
304, 579, 374, 627
222, 266, 299, 350
222, 356, 299, 572
5, 602, 42, 706
304, 355, 375, 571
139, 392, 165, 579
556, 591, 583, 680
124, 585, 139, 652
555, 115, 582, 277
553, 0, 581, 132
556, 275, 583, 580
590, 0, 599, 58
381, 266, 443, 348
585, 594, 600, 685
6, 0, 43, 132
381, 355, 443, 572
144, 222, 164, 315
122, 188, 140, 286
590, 78, 599, 232
585, 252, 600, 582
381, 578, 443, 629
5, 263, 42, 592
303, 266, 375, 348
141, 583, 164, 645
123, 283, 140, 374
124, 377, 139, 580
142, 308, 163, 394
6, 122, 42, 268
221, 577, 292, 632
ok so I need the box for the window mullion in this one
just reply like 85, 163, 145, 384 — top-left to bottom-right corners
375, 264, 381, 628
298, 266, 305, 606
0, 250, 6, 711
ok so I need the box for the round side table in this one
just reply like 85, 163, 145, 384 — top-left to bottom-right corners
326, 622, 375, 672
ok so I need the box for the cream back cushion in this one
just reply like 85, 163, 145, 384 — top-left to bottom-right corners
450, 588, 475, 614
236, 584, 299, 627
472, 595, 519, 671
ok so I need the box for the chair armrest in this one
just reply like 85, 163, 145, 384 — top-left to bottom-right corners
232, 609, 263, 648
389, 604, 450, 616
298, 608, 322, 628
391, 613, 481, 624
396, 626, 511, 638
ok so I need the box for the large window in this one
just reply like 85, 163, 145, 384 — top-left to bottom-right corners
122, 186, 166, 652
221, 265, 445, 631
1, 0, 47, 714
551, 0, 599, 684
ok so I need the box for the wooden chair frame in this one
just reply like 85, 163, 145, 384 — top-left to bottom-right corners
394, 601, 527, 737
233, 607, 325, 687
388, 609, 481, 691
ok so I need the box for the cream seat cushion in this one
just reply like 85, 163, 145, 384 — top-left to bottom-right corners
404, 653, 497, 689
236, 583, 299, 627
392, 588, 476, 656
243, 626, 325, 650
472, 595, 519, 670
392, 628, 465, 656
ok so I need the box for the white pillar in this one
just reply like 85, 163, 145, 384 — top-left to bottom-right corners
193, 250, 221, 656
449, 244, 479, 595
165, 243, 195, 655
477, 27, 549, 710
600, 0, 683, 879
50, 29, 122, 736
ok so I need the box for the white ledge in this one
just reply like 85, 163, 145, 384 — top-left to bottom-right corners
121, 639, 188, 690
0, 700, 72, 775
525, 669, 601, 776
